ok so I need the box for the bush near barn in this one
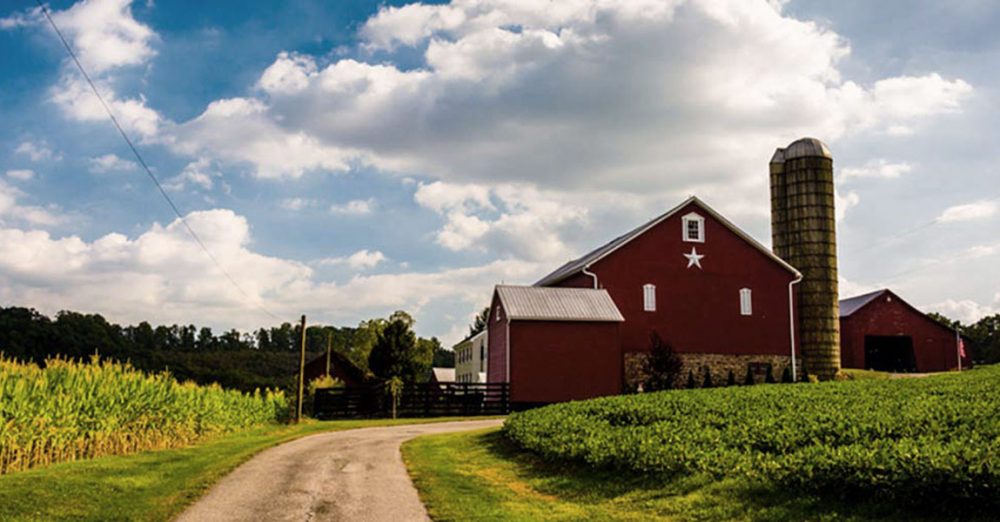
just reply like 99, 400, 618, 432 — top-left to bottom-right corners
503, 365, 1000, 504
0, 356, 287, 474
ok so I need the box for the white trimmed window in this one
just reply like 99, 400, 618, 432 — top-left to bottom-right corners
495, 305, 501, 322
740, 288, 753, 316
643, 284, 656, 312
682, 212, 705, 243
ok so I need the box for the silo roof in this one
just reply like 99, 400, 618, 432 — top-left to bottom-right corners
780, 137, 832, 160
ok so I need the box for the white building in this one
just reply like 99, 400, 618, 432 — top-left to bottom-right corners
453, 330, 487, 383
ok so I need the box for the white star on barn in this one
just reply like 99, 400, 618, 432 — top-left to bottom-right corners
684, 247, 704, 269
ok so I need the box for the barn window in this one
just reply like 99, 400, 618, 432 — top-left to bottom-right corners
740, 288, 753, 316
643, 284, 656, 312
682, 212, 705, 243
495, 306, 501, 322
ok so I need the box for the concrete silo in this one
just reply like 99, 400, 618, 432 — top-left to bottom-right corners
770, 137, 841, 380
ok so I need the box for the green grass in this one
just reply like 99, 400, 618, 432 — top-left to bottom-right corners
404, 428, 995, 522
841, 368, 892, 380
0, 417, 489, 522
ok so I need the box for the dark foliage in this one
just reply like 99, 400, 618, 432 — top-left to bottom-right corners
781, 366, 793, 383
726, 369, 736, 386
743, 365, 755, 386
468, 307, 490, 339
701, 368, 713, 388
685, 370, 697, 389
642, 332, 683, 391
765, 365, 777, 384
368, 315, 432, 383
0, 306, 438, 393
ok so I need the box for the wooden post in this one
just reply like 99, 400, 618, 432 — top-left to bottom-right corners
325, 330, 332, 376
296, 314, 307, 423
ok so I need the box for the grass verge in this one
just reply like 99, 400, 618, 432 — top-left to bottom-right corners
404, 428, 995, 522
0, 417, 489, 521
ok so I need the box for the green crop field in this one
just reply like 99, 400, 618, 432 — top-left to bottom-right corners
503, 365, 1000, 506
0, 355, 287, 474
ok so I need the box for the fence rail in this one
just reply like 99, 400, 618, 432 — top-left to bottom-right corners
314, 382, 510, 419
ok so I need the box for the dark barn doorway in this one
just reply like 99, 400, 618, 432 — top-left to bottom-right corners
864, 335, 917, 372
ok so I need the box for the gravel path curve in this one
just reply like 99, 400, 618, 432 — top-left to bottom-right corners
175, 419, 503, 522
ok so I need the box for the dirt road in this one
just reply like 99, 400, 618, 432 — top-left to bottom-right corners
175, 419, 503, 522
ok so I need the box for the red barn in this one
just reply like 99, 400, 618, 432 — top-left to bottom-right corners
488, 196, 802, 405
839, 289, 969, 372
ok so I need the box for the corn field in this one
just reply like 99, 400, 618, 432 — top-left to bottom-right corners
0, 355, 288, 474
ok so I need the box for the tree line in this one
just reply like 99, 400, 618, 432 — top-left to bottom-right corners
0, 306, 455, 393
927, 312, 1000, 365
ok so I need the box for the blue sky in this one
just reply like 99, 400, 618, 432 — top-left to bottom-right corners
1, 0, 998, 345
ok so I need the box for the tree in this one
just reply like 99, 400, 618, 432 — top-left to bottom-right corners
368, 315, 431, 383
468, 307, 490, 338
642, 332, 683, 391
426, 337, 454, 368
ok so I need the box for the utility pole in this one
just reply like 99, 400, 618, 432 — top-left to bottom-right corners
326, 330, 332, 376
296, 314, 307, 423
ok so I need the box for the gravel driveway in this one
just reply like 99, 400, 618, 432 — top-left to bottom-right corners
175, 419, 504, 522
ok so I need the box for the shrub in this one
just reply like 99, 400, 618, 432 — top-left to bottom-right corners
743, 365, 755, 385
781, 366, 793, 383
685, 370, 697, 389
701, 368, 713, 388
765, 365, 776, 384
642, 333, 683, 391
502, 365, 1000, 505
726, 369, 736, 387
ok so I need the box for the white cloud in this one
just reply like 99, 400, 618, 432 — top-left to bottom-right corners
163, 157, 218, 192
936, 200, 998, 223
165, 97, 354, 179
170, 0, 970, 198
319, 249, 387, 270
88, 153, 137, 173
415, 181, 587, 262
839, 159, 912, 181
50, 75, 161, 139
835, 190, 860, 221
48, 0, 157, 74
330, 198, 376, 215
5, 169, 36, 181
0, 206, 543, 342
279, 198, 316, 211
257, 52, 318, 95
0, 181, 61, 226
14, 141, 60, 162
925, 299, 997, 324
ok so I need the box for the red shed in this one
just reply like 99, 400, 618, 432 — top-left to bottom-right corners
839, 289, 969, 372
488, 196, 803, 404
487, 285, 624, 404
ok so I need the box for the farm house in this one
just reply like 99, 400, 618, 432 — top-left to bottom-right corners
488, 196, 803, 405
839, 289, 969, 372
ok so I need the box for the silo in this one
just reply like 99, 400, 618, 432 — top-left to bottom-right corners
770, 137, 841, 380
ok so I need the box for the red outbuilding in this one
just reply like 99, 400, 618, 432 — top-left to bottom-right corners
488, 196, 803, 405
839, 289, 969, 372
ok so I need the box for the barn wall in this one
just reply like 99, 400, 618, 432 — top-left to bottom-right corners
509, 320, 621, 403
486, 291, 509, 383
558, 200, 798, 359
840, 293, 968, 372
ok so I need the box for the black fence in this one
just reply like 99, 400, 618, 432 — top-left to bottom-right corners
314, 382, 510, 419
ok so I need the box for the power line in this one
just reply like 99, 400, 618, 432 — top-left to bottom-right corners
34, 0, 282, 322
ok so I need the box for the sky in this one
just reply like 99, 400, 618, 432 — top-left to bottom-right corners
1, 0, 998, 346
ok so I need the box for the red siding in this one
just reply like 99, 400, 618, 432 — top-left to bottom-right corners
487, 291, 508, 383
553, 201, 799, 358
840, 292, 969, 372
509, 321, 621, 403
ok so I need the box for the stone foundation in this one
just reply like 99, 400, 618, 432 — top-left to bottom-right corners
624, 352, 793, 390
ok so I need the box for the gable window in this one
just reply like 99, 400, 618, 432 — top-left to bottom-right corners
495, 306, 501, 322
643, 284, 656, 312
682, 212, 705, 243
740, 288, 752, 316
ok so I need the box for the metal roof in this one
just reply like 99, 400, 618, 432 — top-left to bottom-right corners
534, 196, 800, 287
432, 367, 455, 383
839, 289, 888, 317
496, 285, 624, 322
775, 137, 832, 161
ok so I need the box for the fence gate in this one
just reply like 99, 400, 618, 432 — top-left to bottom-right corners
314, 382, 510, 419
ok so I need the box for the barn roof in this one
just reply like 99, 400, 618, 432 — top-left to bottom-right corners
431, 367, 455, 383
495, 285, 625, 322
534, 196, 799, 286
839, 289, 888, 317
